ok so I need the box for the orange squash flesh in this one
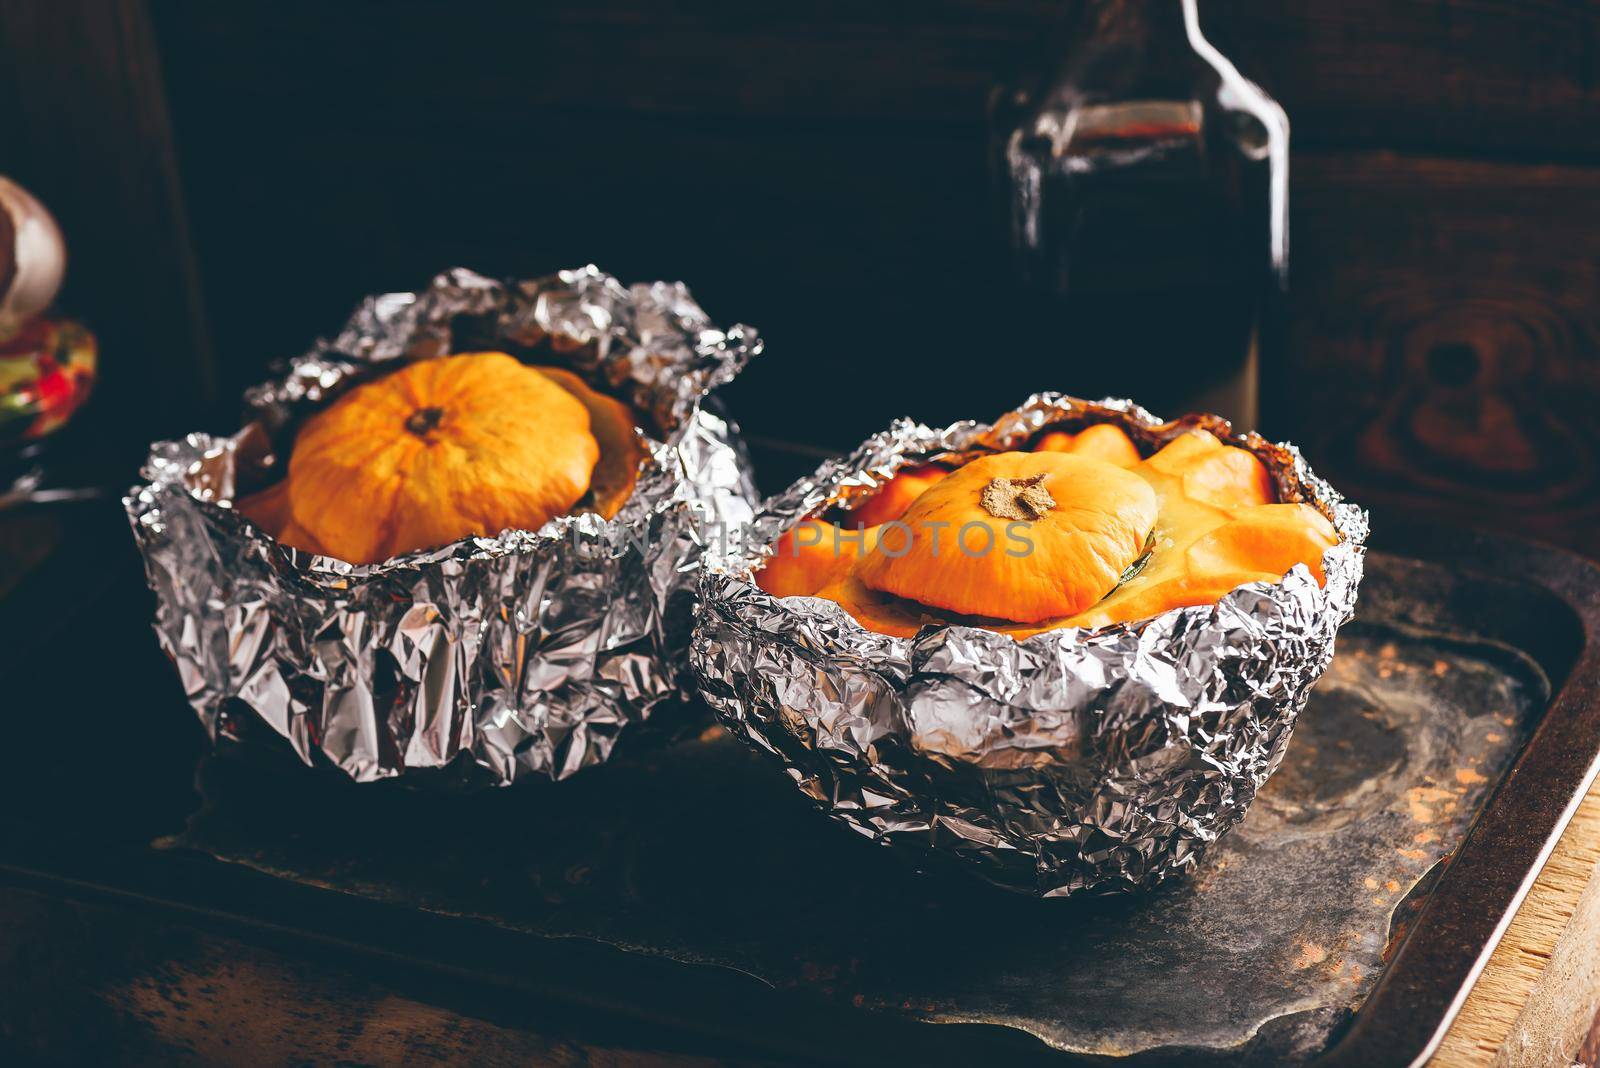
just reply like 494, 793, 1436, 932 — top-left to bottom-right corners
1033, 424, 1142, 468
1053, 569, 1284, 632
1146, 428, 1274, 509
755, 520, 879, 598
534, 366, 648, 519
1186, 504, 1338, 585
235, 478, 328, 555
235, 477, 292, 532
850, 464, 947, 527
813, 574, 948, 639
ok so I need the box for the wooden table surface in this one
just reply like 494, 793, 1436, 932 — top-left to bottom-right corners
1435, 777, 1600, 1067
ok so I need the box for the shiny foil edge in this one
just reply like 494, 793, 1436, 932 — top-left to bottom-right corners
126, 266, 759, 786
691, 393, 1367, 896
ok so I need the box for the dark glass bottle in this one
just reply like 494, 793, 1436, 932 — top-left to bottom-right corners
994, 0, 1286, 430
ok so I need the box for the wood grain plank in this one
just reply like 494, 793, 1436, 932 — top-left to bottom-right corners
1431, 777, 1600, 1066
1288, 151, 1600, 558
0, 885, 755, 1067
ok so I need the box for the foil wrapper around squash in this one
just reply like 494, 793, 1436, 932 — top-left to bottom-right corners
691, 396, 1367, 896
127, 267, 759, 786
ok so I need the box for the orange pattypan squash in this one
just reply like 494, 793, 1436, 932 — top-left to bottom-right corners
854, 451, 1158, 623
1185, 503, 1338, 585
789, 422, 1338, 637
535, 366, 648, 519
235, 478, 328, 555
820, 572, 1085, 641
1144, 428, 1274, 509
756, 520, 880, 598
235, 478, 291, 535
1058, 568, 1284, 631
286, 352, 599, 564
1063, 508, 1335, 631
850, 464, 947, 527
813, 573, 951, 639
1033, 423, 1142, 468
1063, 453, 1327, 629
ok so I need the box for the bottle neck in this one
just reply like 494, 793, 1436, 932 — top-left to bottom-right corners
1056, 0, 1207, 99
1082, 0, 1196, 50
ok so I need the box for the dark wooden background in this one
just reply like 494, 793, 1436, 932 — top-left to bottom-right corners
3, 0, 1599, 555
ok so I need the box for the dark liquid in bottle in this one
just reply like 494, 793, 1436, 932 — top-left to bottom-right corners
1003, 100, 1279, 427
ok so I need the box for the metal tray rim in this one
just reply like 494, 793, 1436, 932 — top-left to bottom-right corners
1315, 522, 1600, 1068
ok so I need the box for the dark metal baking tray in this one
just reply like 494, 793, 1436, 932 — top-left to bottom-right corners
152, 520, 1600, 1067
0, 492, 1595, 1067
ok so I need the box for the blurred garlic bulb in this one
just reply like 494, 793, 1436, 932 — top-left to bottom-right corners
0, 176, 67, 340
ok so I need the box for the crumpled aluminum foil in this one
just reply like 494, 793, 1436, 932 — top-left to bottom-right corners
127, 267, 759, 787
691, 395, 1366, 896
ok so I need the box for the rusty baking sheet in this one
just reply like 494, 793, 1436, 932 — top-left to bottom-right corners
170, 528, 1600, 1066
